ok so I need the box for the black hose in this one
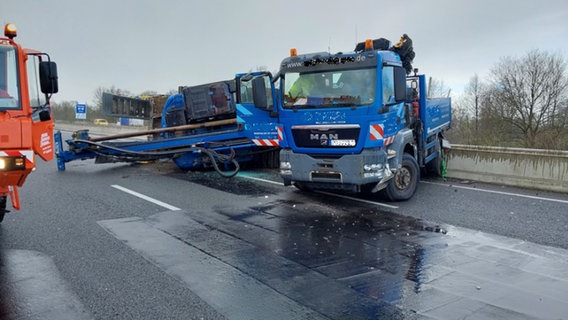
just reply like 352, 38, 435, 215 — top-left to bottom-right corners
73, 139, 240, 178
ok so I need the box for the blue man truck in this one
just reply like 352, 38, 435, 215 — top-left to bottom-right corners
253, 35, 451, 200
55, 72, 280, 176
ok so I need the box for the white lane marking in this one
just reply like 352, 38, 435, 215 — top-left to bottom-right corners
238, 174, 286, 186
111, 185, 181, 211
421, 181, 568, 205
238, 174, 399, 209
315, 191, 399, 209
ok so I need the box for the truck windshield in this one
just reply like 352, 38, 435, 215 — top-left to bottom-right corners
0, 45, 20, 110
283, 68, 375, 108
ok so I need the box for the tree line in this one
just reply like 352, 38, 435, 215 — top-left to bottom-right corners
447, 49, 568, 150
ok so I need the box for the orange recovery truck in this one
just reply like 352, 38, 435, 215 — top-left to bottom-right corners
0, 23, 59, 223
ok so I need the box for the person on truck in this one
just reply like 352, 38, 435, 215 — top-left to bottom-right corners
288, 73, 317, 98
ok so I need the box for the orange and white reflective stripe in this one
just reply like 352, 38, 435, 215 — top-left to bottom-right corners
277, 126, 283, 141
369, 124, 384, 141
383, 136, 395, 146
370, 124, 395, 146
252, 139, 279, 147
0, 150, 34, 166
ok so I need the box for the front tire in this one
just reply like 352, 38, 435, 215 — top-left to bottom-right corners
383, 153, 419, 201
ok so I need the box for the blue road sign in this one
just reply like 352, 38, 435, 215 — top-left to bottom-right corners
76, 103, 87, 119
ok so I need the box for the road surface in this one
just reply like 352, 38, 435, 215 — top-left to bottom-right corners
1, 139, 567, 319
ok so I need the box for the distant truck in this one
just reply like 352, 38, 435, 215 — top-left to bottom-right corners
253, 35, 451, 200
0, 23, 59, 222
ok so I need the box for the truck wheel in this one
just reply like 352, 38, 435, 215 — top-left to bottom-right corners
426, 138, 442, 177
0, 196, 6, 223
260, 149, 280, 169
383, 153, 419, 201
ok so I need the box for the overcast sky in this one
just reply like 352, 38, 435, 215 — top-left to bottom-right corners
3, 0, 568, 104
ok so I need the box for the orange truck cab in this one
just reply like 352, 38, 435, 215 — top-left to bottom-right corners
0, 23, 58, 223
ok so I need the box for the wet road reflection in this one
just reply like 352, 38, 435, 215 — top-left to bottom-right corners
203, 192, 566, 319
211, 196, 452, 318
275, 201, 446, 299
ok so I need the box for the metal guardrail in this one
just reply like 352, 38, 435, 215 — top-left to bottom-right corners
446, 144, 568, 193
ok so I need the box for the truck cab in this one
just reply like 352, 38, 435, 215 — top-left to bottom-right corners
0, 23, 58, 221
255, 38, 451, 201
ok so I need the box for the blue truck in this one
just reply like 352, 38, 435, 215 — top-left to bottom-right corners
55, 72, 280, 176
253, 35, 451, 200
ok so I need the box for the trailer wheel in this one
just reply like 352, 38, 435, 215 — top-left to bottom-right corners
0, 196, 6, 223
383, 153, 419, 201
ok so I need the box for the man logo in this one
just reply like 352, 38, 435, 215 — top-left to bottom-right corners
310, 133, 339, 141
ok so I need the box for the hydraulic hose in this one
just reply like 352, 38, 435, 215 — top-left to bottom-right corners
72, 139, 240, 178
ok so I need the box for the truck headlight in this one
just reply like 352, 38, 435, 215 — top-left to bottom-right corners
0, 156, 26, 171
280, 161, 292, 175
280, 161, 291, 170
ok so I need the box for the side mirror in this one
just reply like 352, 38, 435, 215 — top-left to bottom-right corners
39, 61, 59, 94
252, 76, 268, 110
394, 67, 407, 102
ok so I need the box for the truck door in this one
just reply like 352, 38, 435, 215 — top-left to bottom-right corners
27, 54, 56, 161
237, 73, 279, 145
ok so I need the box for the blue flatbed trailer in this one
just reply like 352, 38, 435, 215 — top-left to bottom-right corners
55, 72, 280, 176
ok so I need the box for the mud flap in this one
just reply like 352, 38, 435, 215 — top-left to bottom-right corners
9, 186, 20, 211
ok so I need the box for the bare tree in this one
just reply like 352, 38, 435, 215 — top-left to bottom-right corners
445, 103, 477, 145
479, 86, 518, 146
489, 50, 568, 148
51, 100, 77, 122
463, 74, 484, 131
427, 77, 451, 98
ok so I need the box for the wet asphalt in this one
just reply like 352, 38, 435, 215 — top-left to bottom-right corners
0, 153, 567, 319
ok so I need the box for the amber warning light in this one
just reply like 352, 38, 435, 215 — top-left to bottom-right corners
4, 23, 17, 39
365, 39, 373, 50
290, 48, 297, 57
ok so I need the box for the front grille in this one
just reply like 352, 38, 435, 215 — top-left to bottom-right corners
292, 125, 360, 148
